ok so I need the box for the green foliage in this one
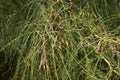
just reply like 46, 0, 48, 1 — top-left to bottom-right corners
0, 0, 120, 80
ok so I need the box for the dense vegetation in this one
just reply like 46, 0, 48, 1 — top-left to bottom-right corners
0, 0, 120, 80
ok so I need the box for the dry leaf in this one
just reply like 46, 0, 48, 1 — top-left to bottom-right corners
39, 53, 47, 70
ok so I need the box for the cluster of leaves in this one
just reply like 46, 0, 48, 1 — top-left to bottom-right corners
0, 0, 120, 80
